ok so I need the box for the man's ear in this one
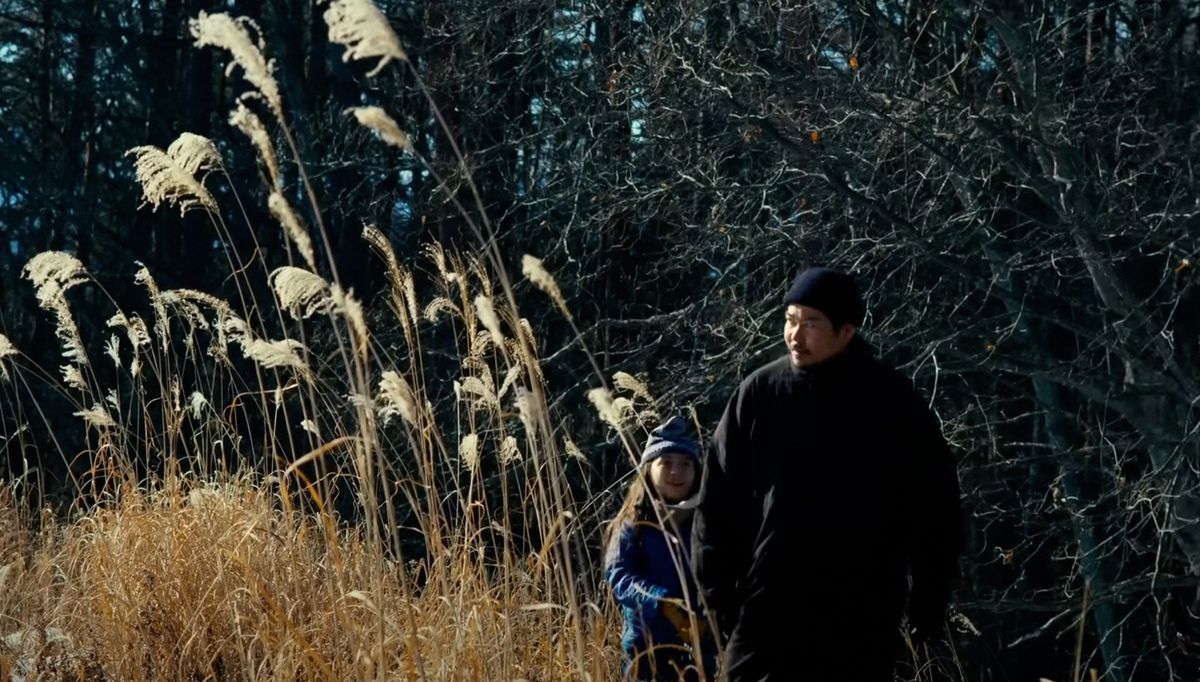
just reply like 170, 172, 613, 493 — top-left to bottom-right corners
839, 323, 857, 342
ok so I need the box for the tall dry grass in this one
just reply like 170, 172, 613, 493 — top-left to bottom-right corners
0, 4, 636, 680
0, 4, 978, 681
0, 224, 628, 680
0, 472, 619, 680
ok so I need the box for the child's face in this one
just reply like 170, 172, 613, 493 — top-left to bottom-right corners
648, 452, 696, 502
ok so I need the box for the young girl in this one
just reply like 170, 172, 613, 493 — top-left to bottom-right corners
605, 416, 718, 681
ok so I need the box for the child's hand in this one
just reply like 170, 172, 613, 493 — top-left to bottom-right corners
661, 599, 701, 641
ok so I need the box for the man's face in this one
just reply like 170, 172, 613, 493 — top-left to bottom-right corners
784, 304, 856, 368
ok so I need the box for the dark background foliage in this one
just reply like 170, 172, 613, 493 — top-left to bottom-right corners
2, 1, 1198, 679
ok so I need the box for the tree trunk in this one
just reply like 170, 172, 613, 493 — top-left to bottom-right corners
986, 245, 1129, 680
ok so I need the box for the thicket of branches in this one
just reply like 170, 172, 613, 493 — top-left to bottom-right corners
2, 0, 1198, 679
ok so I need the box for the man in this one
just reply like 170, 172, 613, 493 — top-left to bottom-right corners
691, 267, 964, 680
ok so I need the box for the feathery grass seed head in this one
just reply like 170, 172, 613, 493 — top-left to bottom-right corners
61, 365, 86, 392
346, 107, 412, 151
362, 225, 420, 328
424, 297, 460, 324
612, 372, 652, 403
377, 371, 416, 425
241, 338, 310, 374
230, 99, 280, 186
498, 365, 522, 401
269, 266, 330, 319
457, 376, 498, 410
563, 437, 586, 462
167, 133, 221, 176
103, 335, 120, 367
514, 387, 538, 436
190, 12, 282, 115
187, 392, 209, 419
23, 252, 89, 364
500, 436, 523, 464
268, 192, 317, 270
0, 335, 16, 380
74, 405, 116, 428
22, 251, 87, 303
474, 296, 504, 347
330, 284, 369, 351
126, 136, 219, 216
460, 433, 480, 472
587, 387, 622, 429
135, 265, 170, 351
521, 255, 570, 320
323, 0, 407, 76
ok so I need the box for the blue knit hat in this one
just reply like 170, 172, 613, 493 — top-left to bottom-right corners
783, 267, 864, 328
640, 416, 700, 465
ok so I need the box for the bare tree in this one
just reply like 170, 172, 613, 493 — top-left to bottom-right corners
3, 0, 1199, 677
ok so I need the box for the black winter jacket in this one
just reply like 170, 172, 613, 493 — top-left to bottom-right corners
691, 338, 963, 680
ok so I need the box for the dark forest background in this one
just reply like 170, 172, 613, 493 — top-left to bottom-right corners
2, 1, 1199, 679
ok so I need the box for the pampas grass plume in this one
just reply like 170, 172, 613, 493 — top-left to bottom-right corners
323, 0, 407, 76
377, 371, 416, 425
474, 296, 505, 347
0, 334, 16, 379
269, 266, 330, 320
346, 106, 413, 151
241, 338, 310, 373
22, 251, 89, 364
230, 99, 280, 186
74, 405, 116, 428
522, 255, 570, 320
268, 192, 318, 271
190, 12, 283, 115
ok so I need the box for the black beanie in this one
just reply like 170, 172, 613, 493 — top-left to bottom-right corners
783, 267, 864, 327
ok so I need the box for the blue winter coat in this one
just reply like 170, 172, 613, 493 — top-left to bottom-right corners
605, 511, 717, 681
